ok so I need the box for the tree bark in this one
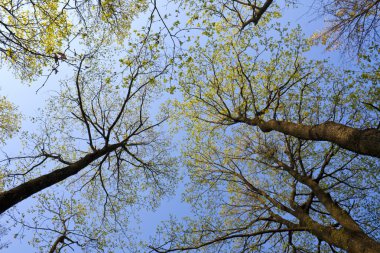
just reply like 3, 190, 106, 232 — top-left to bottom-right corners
48, 235, 65, 253
0, 143, 123, 214
294, 208, 380, 253
277, 161, 380, 252
236, 117, 380, 158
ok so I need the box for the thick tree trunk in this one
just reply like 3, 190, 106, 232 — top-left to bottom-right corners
236, 117, 380, 158
296, 210, 380, 253
277, 161, 380, 252
278, 161, 364, 233
48, 235, 65, 253
307, 187, 380, 252
0, 143, 122, 214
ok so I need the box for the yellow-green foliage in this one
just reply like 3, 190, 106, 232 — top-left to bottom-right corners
0, 96, 20, 143
0, 0, 149, 79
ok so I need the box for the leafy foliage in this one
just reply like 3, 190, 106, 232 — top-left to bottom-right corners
0, 0, 149, 79
313, 0, 380, 53
150, 8, 380, 253
1, 34, 177, 252
0, 96, 20, 144
0, 1, 379, 252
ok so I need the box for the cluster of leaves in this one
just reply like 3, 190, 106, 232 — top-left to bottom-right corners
0, 0, 149, 79
0, 96, 20, 144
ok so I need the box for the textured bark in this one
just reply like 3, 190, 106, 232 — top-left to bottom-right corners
251, 0, 273, 25
295, 190, 380, 253
294, 208, 380, 253
48, 235, 65, 253
241, 159, 380, 252
0, 143, 123, 214
236, 117, 380, 158
277, 161, 380, 252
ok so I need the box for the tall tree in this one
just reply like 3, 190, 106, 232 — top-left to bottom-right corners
0, 1, 176, 251
150, 20, 380, 252
0, 32, 176, 247
171, 1, 380, 158
151, 131, 380, 252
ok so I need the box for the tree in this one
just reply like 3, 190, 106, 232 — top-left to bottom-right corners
151, 132, 380, 252
0, 32, 177, 251
175, 0, 380, 158
0, 1, 180, 251
150, 19, 380, 252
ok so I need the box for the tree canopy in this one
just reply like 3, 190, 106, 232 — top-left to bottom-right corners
0, 0, 379, 252
0, 0, 148, 79
150, 17, 380, 253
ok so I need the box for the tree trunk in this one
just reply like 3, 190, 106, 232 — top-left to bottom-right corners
0, 143, 122, 214
279, 161, 380, 252
297, 211, 380, 253
236, 117, 380, 158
